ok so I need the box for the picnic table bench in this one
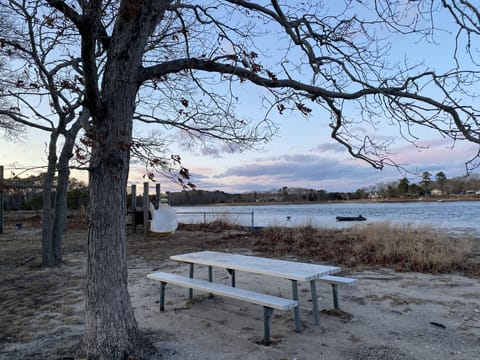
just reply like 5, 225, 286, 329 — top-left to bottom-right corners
146, 271, 298, 344
318, 275, 357, 309
169, 251, 341, 327
147, 251, 356, 344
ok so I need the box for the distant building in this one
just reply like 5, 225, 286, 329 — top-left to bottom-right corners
431, 189, 443, 196
368, 192, 381, 199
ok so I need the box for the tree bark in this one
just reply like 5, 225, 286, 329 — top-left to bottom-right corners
85, 88, 157, 358
41, 119, 83, 267
84, 27, 154, 360
82, 2, 170, 358
42, 131, 59, 267
52, 121, 82, 263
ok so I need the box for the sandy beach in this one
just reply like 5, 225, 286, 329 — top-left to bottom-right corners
0, 214, 479, 359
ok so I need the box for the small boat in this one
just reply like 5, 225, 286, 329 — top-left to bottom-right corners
336, 215, 367, 222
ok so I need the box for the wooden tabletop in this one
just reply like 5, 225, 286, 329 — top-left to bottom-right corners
170, 251, 340, 281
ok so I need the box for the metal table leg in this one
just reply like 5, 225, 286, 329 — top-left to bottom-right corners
263, 306, 274, 345
291, 280, 302, 332
160, 282, 166, 312
332, 284, 339, 310
227, 268, 236, 287
310, 279, 320, 325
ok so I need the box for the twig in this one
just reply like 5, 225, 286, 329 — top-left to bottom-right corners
16, 256, 35, 267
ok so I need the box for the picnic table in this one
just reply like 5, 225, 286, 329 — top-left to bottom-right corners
170, 250, 341, 329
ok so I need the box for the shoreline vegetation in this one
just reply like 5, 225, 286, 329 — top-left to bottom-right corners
1, 211, 479, 359
2, 210, 479, 278
173, 195, 480, 207
181, 220, 479, 278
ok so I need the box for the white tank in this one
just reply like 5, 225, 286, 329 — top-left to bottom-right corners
149, 202, 177, 234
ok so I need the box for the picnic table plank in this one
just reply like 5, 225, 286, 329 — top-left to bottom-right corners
170, 251, 340, 281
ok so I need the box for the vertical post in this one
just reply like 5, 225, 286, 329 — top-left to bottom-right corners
291, 280, 301, 332
160, 282, 166, 312
143, 182, 148, 237
310, 279, 320, 325
332, 284, 339, 310
155, 183, 161, 208
263, 307, 274, 345
0, 165, 3, 234
251, 211, 254, 229
188, 263, 194, 300
131, 184, 137, 233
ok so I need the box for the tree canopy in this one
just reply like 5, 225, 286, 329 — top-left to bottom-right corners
1, 1, 480, 359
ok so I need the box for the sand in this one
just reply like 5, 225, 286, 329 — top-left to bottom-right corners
0, 215, 479, 359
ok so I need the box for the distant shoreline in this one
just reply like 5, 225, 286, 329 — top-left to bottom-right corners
173, 196, 480, 207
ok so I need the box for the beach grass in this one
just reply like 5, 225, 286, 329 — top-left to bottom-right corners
251, 221, 475, 274
180, 220, 477, 275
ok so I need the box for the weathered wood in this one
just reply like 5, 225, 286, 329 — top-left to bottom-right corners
143, 182, 148, 237
0, 165, 3, 234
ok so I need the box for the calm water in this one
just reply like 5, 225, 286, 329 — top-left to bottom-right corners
174, 201, 480, 238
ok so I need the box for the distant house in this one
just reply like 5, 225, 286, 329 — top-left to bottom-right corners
368, 192, 381, 199
431, 189, 443, 196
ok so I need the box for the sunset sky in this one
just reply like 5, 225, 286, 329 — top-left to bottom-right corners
3, 105, 475, 194
1, 2, 479, 194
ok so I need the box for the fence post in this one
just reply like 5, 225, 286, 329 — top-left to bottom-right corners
251, 211, 254, 229
156, 183, 161, 208
0, 165, 3, 234
131, 184, 137, 233
143, 182, 149, 236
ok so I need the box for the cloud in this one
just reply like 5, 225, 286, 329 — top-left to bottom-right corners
310, 142, 346, 154
191, 152, 385, 192
150, 137, 479, 193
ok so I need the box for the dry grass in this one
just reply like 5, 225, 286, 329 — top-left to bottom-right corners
350, 222, 473, 272
178, 220, 245, 233
249, 222, 477, 275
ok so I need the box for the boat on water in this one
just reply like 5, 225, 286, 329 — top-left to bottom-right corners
336, 215, 367, 222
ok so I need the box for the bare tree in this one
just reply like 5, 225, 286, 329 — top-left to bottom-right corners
0, 8, 25, 139
0, 2, 90, 266
1, 0, 480, 358
373, 0, 480, 171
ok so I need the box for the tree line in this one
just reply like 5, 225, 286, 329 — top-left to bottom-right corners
168, 172, 480, 205
2, 171, 479, 211
1, 175, 88, 211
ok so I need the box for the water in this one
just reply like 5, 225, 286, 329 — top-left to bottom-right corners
174, 201, 480, 238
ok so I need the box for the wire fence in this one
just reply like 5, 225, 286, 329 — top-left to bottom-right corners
176, 211, 256, 229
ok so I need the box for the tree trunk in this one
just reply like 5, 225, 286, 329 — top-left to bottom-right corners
83, 3, 169, 358
85, 98, 159, 359
51, 119, 84, 264
42, 131, 59, 267
84, 66, 158, 360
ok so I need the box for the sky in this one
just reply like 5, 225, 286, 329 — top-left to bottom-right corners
1, 2, 479, 194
